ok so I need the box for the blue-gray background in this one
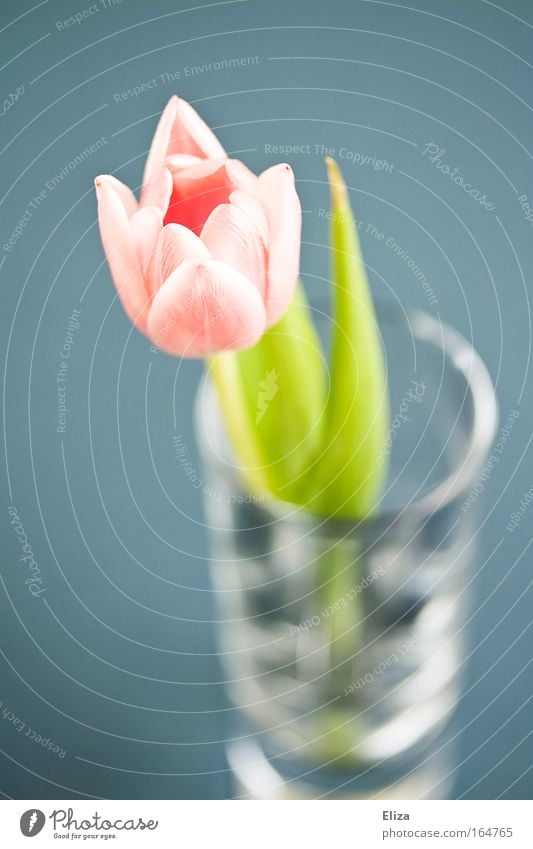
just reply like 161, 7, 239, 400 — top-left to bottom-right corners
0, 0, 532, 800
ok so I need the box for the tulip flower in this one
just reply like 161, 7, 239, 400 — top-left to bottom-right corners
95, 96, 388, 518
95, 95, 301, 358
95, 100, 392, 768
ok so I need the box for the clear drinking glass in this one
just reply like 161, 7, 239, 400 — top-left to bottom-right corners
196, 302, 498, 799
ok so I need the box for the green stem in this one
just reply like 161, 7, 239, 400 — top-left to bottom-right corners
208, 283, 326, 501
208, 351, 272, 494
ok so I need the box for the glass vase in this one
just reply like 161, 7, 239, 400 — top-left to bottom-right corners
196, 302, 498, 799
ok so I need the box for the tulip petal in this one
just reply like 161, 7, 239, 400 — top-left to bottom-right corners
147, 223, 211, 298
139, 165, 172, 214
229, 190, 270, 244
164, 158, 258, 233
165, 154, 203, 171
95, 177, 150, 333
97, 174, 138, 217
167, 157, 224, 181
128, 205, 163, 276
143, 97, 179, 186
143, 96, 226, 186
176, 98, 226, 159
147, 259, 267, 357
259, 163, 302, 326
201, 202, 268, 298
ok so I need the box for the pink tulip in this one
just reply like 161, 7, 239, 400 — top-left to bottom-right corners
95, 96, 301, 357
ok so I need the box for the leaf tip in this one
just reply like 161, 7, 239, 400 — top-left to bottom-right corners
325, 157, 349, 209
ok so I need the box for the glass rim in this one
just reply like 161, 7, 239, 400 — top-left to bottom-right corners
196, 303, 499, 536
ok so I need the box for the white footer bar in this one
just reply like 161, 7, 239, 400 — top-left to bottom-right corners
1, 799, 531, 847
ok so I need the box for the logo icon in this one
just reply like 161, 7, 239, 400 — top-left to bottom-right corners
256, 369, 279, 424
20, 809, 45, 837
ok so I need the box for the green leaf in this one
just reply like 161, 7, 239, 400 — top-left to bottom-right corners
209, 284, 326, 501
304, 158, 389, 518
